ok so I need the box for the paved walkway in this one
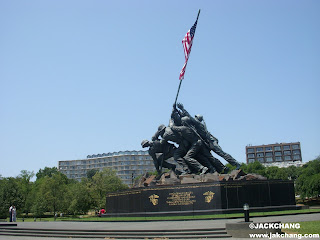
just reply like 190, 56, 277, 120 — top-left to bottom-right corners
1, 213, 319, 240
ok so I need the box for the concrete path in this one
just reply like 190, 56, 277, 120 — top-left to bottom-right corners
0, 213, 319, 240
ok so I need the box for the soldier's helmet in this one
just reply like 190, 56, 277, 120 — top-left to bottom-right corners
141, 139, 149, 148
195, 114, 203, 122
158, 124, 166, 132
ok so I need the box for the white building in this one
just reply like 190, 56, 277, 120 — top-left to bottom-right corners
58, 150, 154, 185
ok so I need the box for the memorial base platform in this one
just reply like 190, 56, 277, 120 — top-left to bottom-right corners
105, 180, 296, 217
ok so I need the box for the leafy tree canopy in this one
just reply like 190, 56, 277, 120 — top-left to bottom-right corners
295, 156, 320, 199
36, 167, 59, 180
86, 169, 99, 179
90, 168, 128, 209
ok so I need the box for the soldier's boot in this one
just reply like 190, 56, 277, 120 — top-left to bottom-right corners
200, 166, 209, 175
235, 162, 241, 170
222, 166, 230, 174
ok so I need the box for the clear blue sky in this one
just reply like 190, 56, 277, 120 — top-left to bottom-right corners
1, 0, 319, 178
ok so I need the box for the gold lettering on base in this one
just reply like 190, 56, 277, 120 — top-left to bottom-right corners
166, 191, 196, 206
203, 191, 215, 203
149, 194, 159, 206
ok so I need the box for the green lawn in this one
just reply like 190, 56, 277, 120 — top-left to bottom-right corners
10, 208, 320, 222
284, 221, 320, 235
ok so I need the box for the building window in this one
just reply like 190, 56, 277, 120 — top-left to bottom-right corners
265, 147, 272, 151
247, 148, 254, 153
248, 153, 255, 158
266, 157, 273, 162
293, 155, 301, 160
256, 147, 263, 152
284, 150, 291, 155
283, 145, 290, 150
293, 150, 300, 155
248, 158, 255, 163
257, 153, 264, 157
275, 151, 282, 156
258, 158, 264, 163
265, 152, 273, 157
274, 146, 281, 151
275, 156, 282, 161
292, 144, 300, 149
284, 156, 292, 161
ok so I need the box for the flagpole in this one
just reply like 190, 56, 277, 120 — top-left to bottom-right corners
174, 9, 200, 106
174, 80, 182, 106
196, 9, 201, 20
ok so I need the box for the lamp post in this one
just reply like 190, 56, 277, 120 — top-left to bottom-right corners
243, 203, 250, 222
131, 172, 134, 188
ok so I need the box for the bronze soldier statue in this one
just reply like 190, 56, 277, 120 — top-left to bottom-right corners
176, 103, 241, 170
142, 102, 239, 175
168, 106, 209, 175
141, 138, 176, 174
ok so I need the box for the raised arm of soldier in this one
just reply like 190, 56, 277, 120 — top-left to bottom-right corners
176, 103, 192, 118
169, 104, 182, 127
177, 103, 204, 131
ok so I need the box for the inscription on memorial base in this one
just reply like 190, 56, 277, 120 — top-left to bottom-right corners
166, 192, 196, 206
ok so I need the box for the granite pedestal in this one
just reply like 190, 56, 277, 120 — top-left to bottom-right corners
105, 180, 295, 217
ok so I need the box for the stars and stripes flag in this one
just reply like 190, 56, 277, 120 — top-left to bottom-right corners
179, 11, 200, 80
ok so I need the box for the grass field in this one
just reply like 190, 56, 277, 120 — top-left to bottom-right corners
284, 221, 320, 235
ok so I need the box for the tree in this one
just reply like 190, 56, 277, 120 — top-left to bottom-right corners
0, 178, 6, 218
90, 168, 128, 209
296, 157, 320, 199
31, 179, 47, 218
36, 167, 59, 180
86, 169, 99, 179
264, 166, 280, 179
16, 170, 35, 215
241, 161, 266, 176
286, 165, 301, 181
264, 166, 288, 180
67, 180, 94, 215
31, 172, 69, 217
0, 177, 24, 219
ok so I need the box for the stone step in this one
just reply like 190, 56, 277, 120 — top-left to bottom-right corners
0, 229, 228, 235
0, 227, 232, 239
0, 232, 232, 239
0, 223, 17, 227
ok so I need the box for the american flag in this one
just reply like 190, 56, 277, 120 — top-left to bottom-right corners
179, 12, 199, 80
